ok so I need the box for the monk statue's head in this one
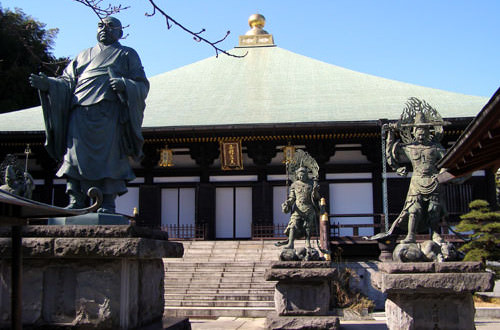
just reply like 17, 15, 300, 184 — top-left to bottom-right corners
97, 16, 123, 45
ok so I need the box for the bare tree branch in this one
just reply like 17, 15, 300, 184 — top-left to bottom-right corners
73, 0, 246, 58
73, 0, 129, 20
144, 0, 245, 58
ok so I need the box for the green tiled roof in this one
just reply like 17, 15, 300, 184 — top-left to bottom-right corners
0, 46, 487, 132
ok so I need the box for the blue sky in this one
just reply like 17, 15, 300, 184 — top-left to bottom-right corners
4, 0, 500, 97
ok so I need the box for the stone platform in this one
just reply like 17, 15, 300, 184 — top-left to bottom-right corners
372, 261, 495, 330
0, 225, 183, 329
264, 261, 340, 329
47, 212, 130, 225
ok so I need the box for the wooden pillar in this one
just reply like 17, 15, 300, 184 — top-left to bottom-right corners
11, 225, 22, 330
35, 147, 58, 205
362, 140, 383, 233
138, 185, 161, 228
485, 169, 498, 208
246, 141, 277, 229
141, 144, 159, 185
189, 143, 219, 239
197, 183, 215, 239
252, 181, 273, 225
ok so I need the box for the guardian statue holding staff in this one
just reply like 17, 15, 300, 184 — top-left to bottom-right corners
371, 98, 452, 253
276, 150, 322, 260
29, 17, 149, 213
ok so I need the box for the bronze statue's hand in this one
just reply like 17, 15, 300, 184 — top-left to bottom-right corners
109, 77, 125, 92
386, 129, 396, 141
282, 202, 291, 213
29, 72, 49, 92
396, 166, 408, 176
313, 180, 319, 190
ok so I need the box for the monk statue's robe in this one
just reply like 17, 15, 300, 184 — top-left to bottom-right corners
38, 41, 149, 198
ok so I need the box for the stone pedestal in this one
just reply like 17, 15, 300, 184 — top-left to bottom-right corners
0, 225, 184, 329
264, 261, 340, 330
47, 213, 130, 225
372, 262, 495, 330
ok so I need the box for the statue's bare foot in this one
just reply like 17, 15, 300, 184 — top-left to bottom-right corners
400, 236, 416, 244
275, 240, 289, 247
432, 232, 444, 244
65, 201, 85, 210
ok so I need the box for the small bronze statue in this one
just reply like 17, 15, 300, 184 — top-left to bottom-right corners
276, 150, 322, 261
29, 17, 149, 213
0, 155, 34, 199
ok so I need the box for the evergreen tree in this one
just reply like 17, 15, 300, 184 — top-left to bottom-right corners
455, 200, 500, 262
0, 6, 68, 113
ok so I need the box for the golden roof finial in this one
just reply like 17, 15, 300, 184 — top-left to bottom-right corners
249, 14, 265, 28
246, 13, 268, 35
239, 13, 274, 47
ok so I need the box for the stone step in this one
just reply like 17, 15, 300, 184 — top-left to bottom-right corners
164, 288, 275, 295
165, 283, 275, 290
164, 299, 273, 308
182, 248, 277, 253
180, 257, 270, 262
164, 265, 268, 270
164, 294, 273, 301
165, 282, 276, 290
166, 264, 271, 269
182, 247, 276, 251
165, 276, 268, 283
164, 271, 266, 277
164, 268, 269, 275
164, 261, 271, 266
176, 257, 272, 262
165, 275, 266, 282
164, 306, 274, 318
163, 240, 281, 317
164, 294, 273, 299
164, 258, 275, 266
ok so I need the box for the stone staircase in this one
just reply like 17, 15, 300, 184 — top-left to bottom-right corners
163, 240, 300, 318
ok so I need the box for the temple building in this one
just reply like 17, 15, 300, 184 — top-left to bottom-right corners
0, 14, 495, 243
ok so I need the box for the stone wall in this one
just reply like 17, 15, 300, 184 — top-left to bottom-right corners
336, 261, 386, 310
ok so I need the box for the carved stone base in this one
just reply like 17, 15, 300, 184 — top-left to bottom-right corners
0, 225, 183, 329
265, 312, 340, 330
264, 261, 336, 316
386, 292, 474, 330
372, 262, 494, 330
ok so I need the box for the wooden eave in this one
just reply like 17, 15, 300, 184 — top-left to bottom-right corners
141, 120, 382, 144
0, 118, 469, 147
438, 87, 500, 180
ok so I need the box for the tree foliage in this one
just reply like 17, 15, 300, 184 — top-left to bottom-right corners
455, 200, 500, 262
0, 6, 68, 113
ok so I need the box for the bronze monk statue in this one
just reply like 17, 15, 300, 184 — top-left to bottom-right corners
30, 17, 149, 213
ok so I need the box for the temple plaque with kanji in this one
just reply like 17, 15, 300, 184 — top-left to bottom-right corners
220, 141, 243, 170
